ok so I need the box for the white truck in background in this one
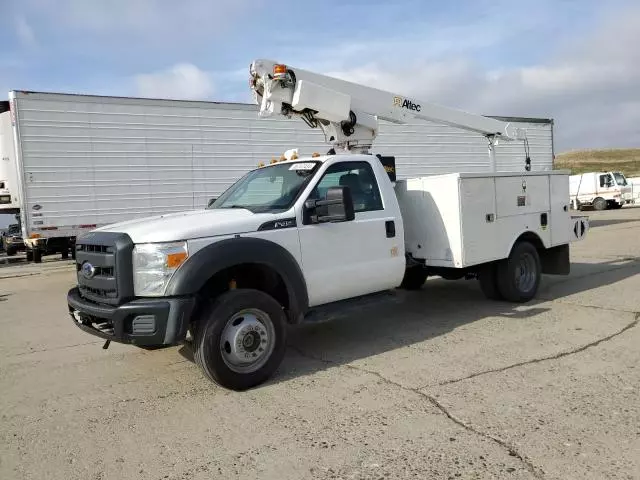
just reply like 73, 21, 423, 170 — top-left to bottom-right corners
67, 59, 589, 391
2, 91, 553, 263
569, 171, 632, 210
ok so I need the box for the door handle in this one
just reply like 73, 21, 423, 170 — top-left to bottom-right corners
385, 220, 395, 238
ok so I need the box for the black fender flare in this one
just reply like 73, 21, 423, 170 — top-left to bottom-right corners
165, 236, 309, 322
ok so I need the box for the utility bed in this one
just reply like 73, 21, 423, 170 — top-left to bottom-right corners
395, 171, 576, 269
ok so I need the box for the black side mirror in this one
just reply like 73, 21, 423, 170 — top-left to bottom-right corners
304, 186, 355, 224
207, 197, 217, 208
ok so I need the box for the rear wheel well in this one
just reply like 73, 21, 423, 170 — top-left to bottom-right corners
514, 231, 545, 252
513, 231, 569, 275
198, 263, 290, 318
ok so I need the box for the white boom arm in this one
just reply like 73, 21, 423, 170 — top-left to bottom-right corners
249, 59, 529, 171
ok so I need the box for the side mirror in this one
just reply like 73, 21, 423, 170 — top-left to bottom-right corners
304, 186, 355, 224
207, 197, 217, 208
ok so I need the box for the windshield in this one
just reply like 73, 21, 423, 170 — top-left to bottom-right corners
209, 161, 321, 213
7, 224, 20, 235
613, 172, 627, 186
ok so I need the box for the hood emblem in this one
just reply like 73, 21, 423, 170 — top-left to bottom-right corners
81, 261, 96, 279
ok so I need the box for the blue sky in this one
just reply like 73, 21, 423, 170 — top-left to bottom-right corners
0, 0, 639, 152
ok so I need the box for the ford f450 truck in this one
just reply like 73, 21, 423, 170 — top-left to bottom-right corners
67, 60, 589, 390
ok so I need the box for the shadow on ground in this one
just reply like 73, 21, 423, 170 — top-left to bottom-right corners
588, 218, 640, 228
178, 256, 640, 385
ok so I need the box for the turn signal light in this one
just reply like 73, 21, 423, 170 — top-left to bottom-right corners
166, 252, 188, 269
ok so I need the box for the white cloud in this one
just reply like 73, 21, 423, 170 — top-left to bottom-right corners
134, 63, 214, 100
15, 16, 36, 48
298, 5, 640, 152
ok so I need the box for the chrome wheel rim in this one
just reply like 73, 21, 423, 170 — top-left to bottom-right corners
220, 308, 275, 374
515, 252, 537, 293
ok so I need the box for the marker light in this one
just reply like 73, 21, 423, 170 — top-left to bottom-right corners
273, 64, 287, 76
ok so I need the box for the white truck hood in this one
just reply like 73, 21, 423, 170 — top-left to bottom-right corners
93, 208, 273, 243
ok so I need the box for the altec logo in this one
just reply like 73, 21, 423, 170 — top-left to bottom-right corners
393, 96, 421, 112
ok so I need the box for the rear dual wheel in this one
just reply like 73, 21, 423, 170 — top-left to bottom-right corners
400, 266, 428, 290
478, 241, 541, 303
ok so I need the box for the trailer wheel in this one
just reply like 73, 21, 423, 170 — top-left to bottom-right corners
6, 247, 16, 257
399, 266, 428, 290
496, 241, 541, 303
593, 197, 607, 211
25, 250, 33, 261
477, 262, 503, 300
33, 248, 42, 264
193, 288, 287, 391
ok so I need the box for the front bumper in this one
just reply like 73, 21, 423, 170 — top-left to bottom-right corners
67, 287, 196, 346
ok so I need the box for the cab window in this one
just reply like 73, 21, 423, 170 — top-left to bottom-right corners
309, 161, 383, 212
599, 174, 613, 188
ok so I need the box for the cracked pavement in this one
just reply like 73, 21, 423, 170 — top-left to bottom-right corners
1, 207, 640, 480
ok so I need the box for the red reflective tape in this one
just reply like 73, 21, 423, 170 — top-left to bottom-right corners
39, 226, 58, 230
79, 224, 97, 228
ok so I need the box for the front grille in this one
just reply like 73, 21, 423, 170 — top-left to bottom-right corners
75, 263, 114, 277
75, 232, 134, 306
77, 244, 112, 254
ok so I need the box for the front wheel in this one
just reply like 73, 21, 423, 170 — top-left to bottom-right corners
193, 288, 287, 391
496, 241, 541, 303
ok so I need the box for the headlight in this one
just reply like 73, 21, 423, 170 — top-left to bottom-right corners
133, 242, 189, 297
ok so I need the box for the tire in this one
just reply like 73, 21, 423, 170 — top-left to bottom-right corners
477, 262, 503, 300
399, 266, 428, 290
592, 197, 607, 211
193, 288, 287, 391
6, 247, 16, 257
496, 241, 541, 303
61, 250, 69, 260
33, 248, 42, 263
25, 250, 33, 261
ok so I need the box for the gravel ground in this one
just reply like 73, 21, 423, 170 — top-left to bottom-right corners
1, 206, 639, 480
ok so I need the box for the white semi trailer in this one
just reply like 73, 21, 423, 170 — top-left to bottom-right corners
1, 92, 553, 262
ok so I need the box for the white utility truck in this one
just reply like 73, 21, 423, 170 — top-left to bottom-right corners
569, 171, 632, 210
67, 60, 589, 391
2, 93, 552, 263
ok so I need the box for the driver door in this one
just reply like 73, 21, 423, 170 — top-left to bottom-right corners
297, 160, 403, 307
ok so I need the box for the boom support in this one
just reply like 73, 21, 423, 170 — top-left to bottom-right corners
249, 59, 528, 171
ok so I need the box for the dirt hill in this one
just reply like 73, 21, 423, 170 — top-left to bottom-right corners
554, 148, 640, 177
